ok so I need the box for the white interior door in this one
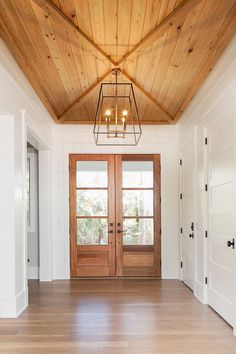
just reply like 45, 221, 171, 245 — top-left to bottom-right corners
208, 104, 236, 327
181, 139, 195, 290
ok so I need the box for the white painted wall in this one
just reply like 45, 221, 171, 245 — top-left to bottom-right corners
52, 124, 180, 279
0, 39, 53, 317
178, 35, 236, 328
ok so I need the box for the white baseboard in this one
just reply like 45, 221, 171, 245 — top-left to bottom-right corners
28, 266, 39, 279
53, 266, 70, 280
0, 288, 27, 318
16, 289, 27, 316
194, 280, 207, 304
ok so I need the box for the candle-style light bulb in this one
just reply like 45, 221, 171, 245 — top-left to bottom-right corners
105, 109, 111, 138
122, 110, 127, 134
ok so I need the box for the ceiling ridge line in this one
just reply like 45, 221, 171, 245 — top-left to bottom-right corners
31, 0, 201, 69
59, 69, 113, 123
116, 0, 202, 66
122, 70, 173, 122
31, 0, 117, 66
59, 68, 172, 124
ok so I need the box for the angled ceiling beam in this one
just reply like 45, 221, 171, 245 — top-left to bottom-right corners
173, 2, 236, 123
32, 0, 117, 66
122, 70, 173, 122
117, 0, 201, 66
59, 69, 112, 123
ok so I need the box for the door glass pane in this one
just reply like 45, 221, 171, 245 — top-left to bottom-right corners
122, 161, 153, 188
77, 218, 108, 245
77, 190, 108, 216
123, 218, 154, 245
76, 161, 108, 188
123, 190, 153, 216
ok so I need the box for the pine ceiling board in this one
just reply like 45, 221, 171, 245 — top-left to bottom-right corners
59, 69, 113, 122
73, 1, 93, 40
117, 0, 133, 60
39, 8, 85, 105
162, 0, 220, 113
0, 0, 67, 115
128, 0, 148, 51
156, 0, 205, 108
31, 0, 83, 106
147, 11, 189, 106
103, 0, 118, 61
168, 0, 235, 117
0, 10, 58, 122
14, 0, 71, 112
141, 0, 162, 39
52, 0, 78, 24
88, 0, 106, 53
140, 104, 169, 123
157, 0, 179, 23
1, 0, 235, 125
127, 33, 167, 98
174, 2, 236, 121
70, 29, 111, 96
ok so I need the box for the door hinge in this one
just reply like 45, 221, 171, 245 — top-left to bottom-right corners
180, 227, 183, 234
205, 184, 208, 192
160, 228, 161, 234
205, 137, 208, 145
180, 193, 183, 200
205, 277, 208, 285
180, 159, 182, 166
205, 230, 208, 238
160, 259, 162, 267
180, 261, 183, 268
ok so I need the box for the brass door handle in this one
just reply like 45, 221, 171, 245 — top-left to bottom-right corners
117, 230, 124, 234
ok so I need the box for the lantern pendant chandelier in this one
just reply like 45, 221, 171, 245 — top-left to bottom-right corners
93, 68, 142, 146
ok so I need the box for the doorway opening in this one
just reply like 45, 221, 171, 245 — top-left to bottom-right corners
26, 143, 39, 281
69, 154, 161, 277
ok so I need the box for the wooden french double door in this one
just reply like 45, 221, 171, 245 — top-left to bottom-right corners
70, 154, 161, 277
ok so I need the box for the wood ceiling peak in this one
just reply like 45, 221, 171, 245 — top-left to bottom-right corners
0, 0, 235, 124
122, 70, 172, 123
31, 0, 117, 66
32, 0, 202, 68
59, 69, 112, 123
116, 0, 202, 66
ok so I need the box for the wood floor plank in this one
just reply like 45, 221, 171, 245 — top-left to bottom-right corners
0, 280, 235, 354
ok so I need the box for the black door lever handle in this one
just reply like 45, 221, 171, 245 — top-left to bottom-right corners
227, 239, 235, 249
189, 233, 194, 239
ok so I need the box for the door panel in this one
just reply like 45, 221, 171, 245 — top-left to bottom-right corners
208, 107, 236, 326
182, 141, 195, 290
116, 155, 161, 277
70, 155, 115, 277
70, 154, 161, 277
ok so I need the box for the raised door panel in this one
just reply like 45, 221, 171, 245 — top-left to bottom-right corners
208, 104, 236, 326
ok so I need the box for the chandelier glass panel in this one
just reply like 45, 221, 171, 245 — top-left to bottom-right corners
94, 69, 142, 146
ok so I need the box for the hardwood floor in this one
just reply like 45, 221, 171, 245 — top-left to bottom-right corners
0, 279, 236, 354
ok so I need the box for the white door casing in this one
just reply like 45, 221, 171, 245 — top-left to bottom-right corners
181, 137, 196, 291
207, 102, 236, 327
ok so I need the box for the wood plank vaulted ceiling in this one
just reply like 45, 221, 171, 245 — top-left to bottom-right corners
0, 0, 236, 124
